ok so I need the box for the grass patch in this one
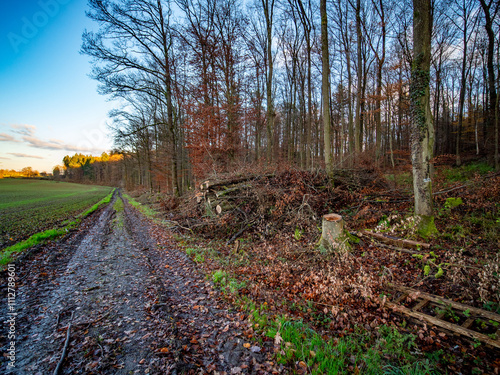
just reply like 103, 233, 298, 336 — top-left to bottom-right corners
186, 247, 198, 256
211, 270, 247, 293
0, 228, 66, 266
0, 189, 115, 266
442, 162, 493, 182
266, 318, 440, 374
112, 198, 125, 229
193, 253, 205, 263
123, 193, 157, 219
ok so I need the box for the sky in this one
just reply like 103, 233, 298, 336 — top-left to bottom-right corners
0, 0, 118, 173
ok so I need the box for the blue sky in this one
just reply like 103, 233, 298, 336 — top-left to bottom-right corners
0, 0, 117, 173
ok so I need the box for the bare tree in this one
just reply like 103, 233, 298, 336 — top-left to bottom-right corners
261, 0, 276, 163
82, 0, 181, 194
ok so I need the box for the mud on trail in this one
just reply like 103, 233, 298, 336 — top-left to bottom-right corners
1, 191, 278, 374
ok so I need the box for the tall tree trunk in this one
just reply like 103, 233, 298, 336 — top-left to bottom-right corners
411, 0, 437, 237
355, 0, 363, 153
262, 0, 275, 164
455, 34, 468, 167
374, 0, 386, 162
321, 0, 332, 175
347, 52, 354, 158
478, 0, 498, 165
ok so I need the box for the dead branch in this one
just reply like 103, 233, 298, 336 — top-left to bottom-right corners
73, 311, 110, 328
53, 311, 74, 375
227, 222, 256, 245
433, 171, 500, 196
359, 230, 430, 249
352, 232, 421, 255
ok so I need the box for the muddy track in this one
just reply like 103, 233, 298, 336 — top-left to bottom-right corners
1, 190, 279, 374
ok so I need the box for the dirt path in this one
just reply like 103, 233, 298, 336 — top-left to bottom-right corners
1, 191, 278, 374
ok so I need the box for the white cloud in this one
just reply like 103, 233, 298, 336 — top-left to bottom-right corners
8, 152, 45, 159
22, 135, 97, 152
11, 124, 36, 136
0, 133, 20, 142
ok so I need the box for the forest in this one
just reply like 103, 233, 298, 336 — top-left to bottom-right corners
65, 0, 499, 198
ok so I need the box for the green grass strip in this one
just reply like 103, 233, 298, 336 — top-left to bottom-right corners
0, 188, 115, 266
265, 317, 441, 374
123, 193, 157, 219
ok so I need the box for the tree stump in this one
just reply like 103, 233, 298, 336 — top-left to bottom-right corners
320, 213, 350, 251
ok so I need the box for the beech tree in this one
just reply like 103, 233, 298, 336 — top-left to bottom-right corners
261, 0, 276, 163
410, 0, 437, 236
321, 0, 332, 175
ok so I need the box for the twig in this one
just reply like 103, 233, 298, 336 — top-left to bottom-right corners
73, 311, 110, 328
53, 311, 74, 375
433, 183, 469, 196
162, 220, 193, 232
369, 240, 421, 255
226, 221, 255, 245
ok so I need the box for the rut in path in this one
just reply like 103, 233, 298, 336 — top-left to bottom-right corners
1, 191, 276, 374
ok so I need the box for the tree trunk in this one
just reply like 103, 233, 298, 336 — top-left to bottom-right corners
374, 0, 386, 162
478, 0, 498, 164
410, 0, 437, 237
355, 0, 363, 153
320, 0, 332, 176
262, 0, 275, 164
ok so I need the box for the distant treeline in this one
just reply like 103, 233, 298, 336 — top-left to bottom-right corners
56, 152, 125, 186
0, 167, 46, 179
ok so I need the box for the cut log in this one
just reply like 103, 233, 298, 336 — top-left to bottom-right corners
195, 192, 205, 203
320, 214, 350, 251
215, 185, 250, 198
199, 174, 274, 191
212, 201, 234, 214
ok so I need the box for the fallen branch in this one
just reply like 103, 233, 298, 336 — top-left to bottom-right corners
73, 311, 110, 328
53, 311, 74, 375
359, 230, 430, 249
352, 233, 421, 255
227, 222, 255, 245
